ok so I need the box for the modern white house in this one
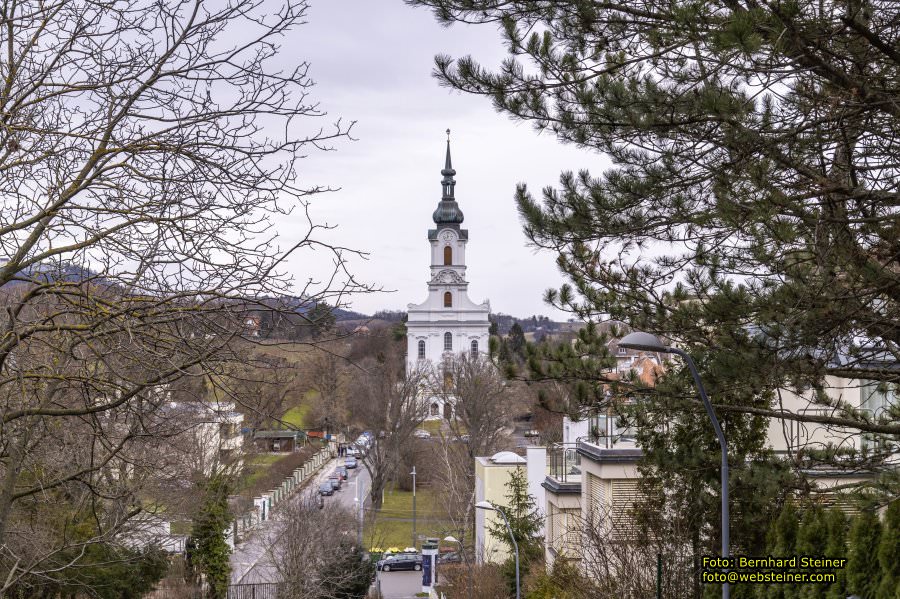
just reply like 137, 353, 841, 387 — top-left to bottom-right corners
539, 364, 898, 570
406, 132, 491, 419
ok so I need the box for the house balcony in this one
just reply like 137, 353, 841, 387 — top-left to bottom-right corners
542, 442, 582, 496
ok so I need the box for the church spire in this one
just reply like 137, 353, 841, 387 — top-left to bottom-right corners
441, 128, 456, 199
433, 129, 464, 225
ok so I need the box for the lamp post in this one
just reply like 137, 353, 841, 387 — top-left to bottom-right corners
475, 501, 519, 599
618, 331, 730, 599
411, 466, 417, 550
443, 535, 472, 599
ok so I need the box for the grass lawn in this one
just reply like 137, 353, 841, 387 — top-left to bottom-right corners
363, 486, 456, 551
420, 420, 443, 435
281, 404, 310, 428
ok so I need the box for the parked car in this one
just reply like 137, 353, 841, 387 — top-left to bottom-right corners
345, 457, 358, 469
413, 429, 431, 439
319, 483, 334, 496
328, 475, 342, 490
377, 553, 423, 572
336, 466, 349, 480
437, 551, 463, 565
346, 446, 361, 457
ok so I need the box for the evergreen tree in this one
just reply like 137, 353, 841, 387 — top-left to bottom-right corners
823, 508, 848, 599
189, 474, 232, 599
795, 506, 828, 599
487, 466, 543, 596
408, 0, 900, 496
320, 543, 375, 599
760, 503, 799, 599
846, 510, 882, 599
507, 322, 527, 362
876, 500, 900, 599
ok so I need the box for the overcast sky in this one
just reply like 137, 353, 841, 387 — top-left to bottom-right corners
280, 0, 608, 319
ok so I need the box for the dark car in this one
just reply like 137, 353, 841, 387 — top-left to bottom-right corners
345, 457, 358, 469
336, 467, 349, 480
376, 554, 422, 572
437, 551, 463, 565
328, 475, 342, 490
319, 482, 334, 496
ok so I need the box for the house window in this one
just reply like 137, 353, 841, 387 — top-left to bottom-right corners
418, 340, 426, 360
444, 245, 452, 265
444, 332, 452, 351
431, 403, 440, 416
470, 340, 478, 357
444, 291, 452, 307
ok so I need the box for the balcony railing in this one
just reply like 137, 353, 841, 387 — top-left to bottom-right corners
547, 442, 582, 484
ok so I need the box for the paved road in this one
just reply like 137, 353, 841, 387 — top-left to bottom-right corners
374, 570, 423, 599
230, 455, 370, 584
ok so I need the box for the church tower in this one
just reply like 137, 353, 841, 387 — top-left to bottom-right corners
407, 131, 491, 383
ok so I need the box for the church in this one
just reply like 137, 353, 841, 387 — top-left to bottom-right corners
406, 132, 491, 419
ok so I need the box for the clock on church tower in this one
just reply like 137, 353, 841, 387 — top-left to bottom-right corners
406, 131, 491, 410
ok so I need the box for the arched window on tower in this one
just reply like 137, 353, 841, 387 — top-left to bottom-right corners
471, 340, 478, 358
418, 339, 426, 360
444, 332, 452, 351
443, 245, 452, 265
444, 291, 452, 308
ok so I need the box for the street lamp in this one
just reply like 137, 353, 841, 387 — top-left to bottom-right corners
618, 331, 730, 599
475, 501, 520, 599
443, 536, 472, 599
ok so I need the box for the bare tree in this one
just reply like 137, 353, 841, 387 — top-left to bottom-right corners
431, 354, 512, 543
0, 0, 370, 593
270, 499, 373, 599
547, 504, 696, 599
306, 350, 350, 431
349, 352, 428, 509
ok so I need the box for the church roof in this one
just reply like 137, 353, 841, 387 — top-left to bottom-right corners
432, 130, 464, 226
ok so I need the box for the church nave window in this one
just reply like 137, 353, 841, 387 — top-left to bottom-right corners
444, 291, 452, 307
418, 339, 426, 360
471, 339, 478, 357
444, 331, 452, 351
443, 245, 452, 265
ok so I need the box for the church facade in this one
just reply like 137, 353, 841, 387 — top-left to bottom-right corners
406, 133, 490, 418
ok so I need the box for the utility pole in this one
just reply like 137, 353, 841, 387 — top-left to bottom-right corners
355, 474, 365, 548
411, 466, 417, 550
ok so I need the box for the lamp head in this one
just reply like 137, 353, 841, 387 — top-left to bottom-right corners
443, 535, 460, 543
474, 501, 495, 511
618, 331, 669, 353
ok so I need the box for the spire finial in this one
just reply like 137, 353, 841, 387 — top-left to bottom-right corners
446, 128, 450, 142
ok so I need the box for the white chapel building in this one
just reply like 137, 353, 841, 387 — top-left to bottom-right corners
407, 132, 491, 418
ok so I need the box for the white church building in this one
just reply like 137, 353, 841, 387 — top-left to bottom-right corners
406, 132, 491, 419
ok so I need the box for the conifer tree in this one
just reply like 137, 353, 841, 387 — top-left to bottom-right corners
824, 508, 849, 599
487, 466, 544, 597
408, 0, 900, 495
761, 503, 799, 599
795, 506, 828, 599
876, 500, 900, 599
846, 510, 882, 599
189, 474, 232, 599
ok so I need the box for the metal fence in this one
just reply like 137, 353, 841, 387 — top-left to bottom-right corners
143, 582, 283, 599
227, 583, 282, 599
